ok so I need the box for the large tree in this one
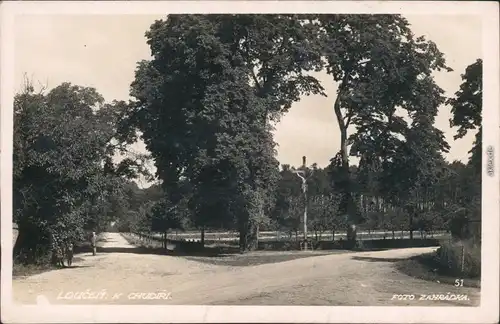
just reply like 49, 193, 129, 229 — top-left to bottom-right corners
13, 80, 142, 264
318, 15, 452, 240
126, 15, 325, 252
446, 59, 483, 240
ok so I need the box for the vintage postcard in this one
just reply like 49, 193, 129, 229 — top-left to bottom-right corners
1, 1, 499, 323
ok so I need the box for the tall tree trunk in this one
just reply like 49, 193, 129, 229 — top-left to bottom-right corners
381, 199, 386, 226
239, 218, 258, 253
200, 226, 205, 246
333, 89, 359, 246
163, 231, 167, 250
256, 223, 260, 248
409, 213, 414, 240
346, 224, 357, 249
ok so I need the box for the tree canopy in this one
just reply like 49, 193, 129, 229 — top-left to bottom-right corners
13, 80, 144, 263
125, 15, 328, 251
447, 59, 483, 172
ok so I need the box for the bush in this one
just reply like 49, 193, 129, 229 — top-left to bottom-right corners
435, 240, 480, 278
354, 240, 365, 251
315, 238, 441, 251
258, 240, 299, 251
117, 225, 130, 233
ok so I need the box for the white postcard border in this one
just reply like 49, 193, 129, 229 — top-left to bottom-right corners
1, 1, 498, 323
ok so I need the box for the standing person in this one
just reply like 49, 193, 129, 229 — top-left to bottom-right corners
90, 231, 97, 256
65, 239, 74, 266
52, 237, 65, 267
51, 234, 64, 267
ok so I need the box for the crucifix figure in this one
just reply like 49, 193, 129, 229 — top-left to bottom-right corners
293, 156, 314, 251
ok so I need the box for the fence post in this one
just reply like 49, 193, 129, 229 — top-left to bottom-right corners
461, 243, 465, 274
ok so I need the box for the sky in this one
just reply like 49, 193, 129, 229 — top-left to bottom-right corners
14, 14, 482, 186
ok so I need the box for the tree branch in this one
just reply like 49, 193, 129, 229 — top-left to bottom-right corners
241, 34, 263, 92
344, 113, 353, 128
251, 69, 262, 92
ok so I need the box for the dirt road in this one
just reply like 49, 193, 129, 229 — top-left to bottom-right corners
12, 233, 480, 306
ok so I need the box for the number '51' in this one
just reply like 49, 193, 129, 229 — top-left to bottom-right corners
455, 279, 464, 287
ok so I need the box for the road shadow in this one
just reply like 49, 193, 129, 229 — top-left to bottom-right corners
97, 244, 403, 258
351, 256, 409, 263
96, 246, 241, 257
60, 265, 93, 269
183, 252, 338, 267
351, 248, 392, 252
96, 247, 166, 255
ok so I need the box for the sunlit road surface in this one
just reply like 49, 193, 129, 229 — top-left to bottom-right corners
12, 233, 479, 306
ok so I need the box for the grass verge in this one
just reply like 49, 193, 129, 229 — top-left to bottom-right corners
121, 232, 161, 248
13, 233, 106, 278
395, 252, 480, 288
122, 232, 351, 267
184, 250, 349, 267
13, 263, 54, 278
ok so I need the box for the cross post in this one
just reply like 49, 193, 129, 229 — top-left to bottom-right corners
293, 156, 314, 251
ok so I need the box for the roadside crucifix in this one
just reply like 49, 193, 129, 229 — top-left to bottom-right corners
293, 156, 314, 251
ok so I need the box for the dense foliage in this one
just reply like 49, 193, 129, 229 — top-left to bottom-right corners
125, 15, 325, 251
13, 80, 147, 264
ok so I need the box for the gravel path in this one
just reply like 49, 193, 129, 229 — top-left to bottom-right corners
12, 233, 480, 306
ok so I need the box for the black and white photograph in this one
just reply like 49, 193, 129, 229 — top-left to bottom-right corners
1, 1, 499, 323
